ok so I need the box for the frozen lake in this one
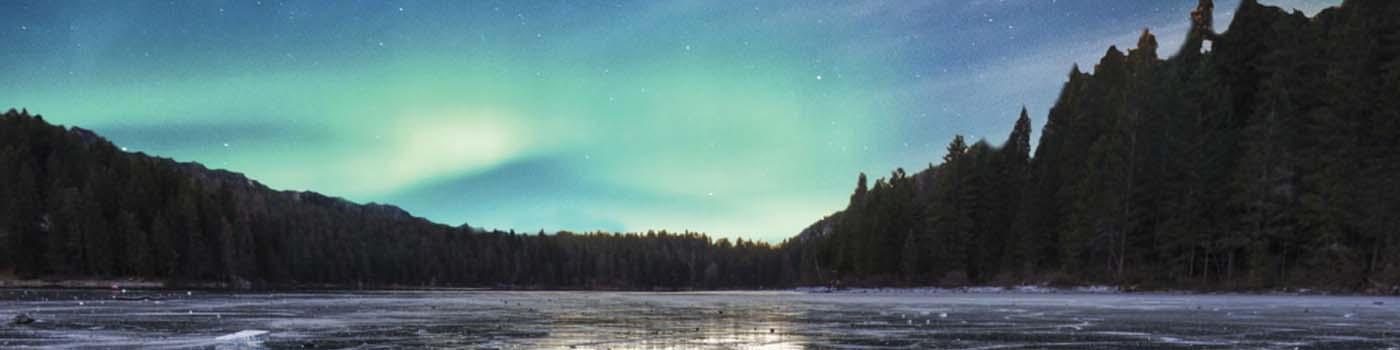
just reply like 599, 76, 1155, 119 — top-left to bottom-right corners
2, 289, 1398, 349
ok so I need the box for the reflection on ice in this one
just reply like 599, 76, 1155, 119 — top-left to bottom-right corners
214, 330, 268, 349
2, 289, 1398, 349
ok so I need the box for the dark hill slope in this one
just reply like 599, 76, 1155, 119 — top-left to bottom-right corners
0, 110, 786, 288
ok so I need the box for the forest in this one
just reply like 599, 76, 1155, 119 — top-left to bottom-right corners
1, 0, 1397, 292
0, 111, 787, 288
787, 0, 1400, 292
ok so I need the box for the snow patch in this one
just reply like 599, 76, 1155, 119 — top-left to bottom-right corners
214, 330, 268, 347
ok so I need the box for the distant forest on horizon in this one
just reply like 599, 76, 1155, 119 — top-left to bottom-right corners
1, 0, 1398, 293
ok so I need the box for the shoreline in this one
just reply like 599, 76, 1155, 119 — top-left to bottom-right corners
3, 279, 1396, 297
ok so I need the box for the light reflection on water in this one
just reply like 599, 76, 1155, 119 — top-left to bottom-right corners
2, 289, 1398, 349
529, 291, 807, 349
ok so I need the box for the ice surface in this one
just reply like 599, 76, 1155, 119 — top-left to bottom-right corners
794, 284, 1122, 295
2, 289, 1397, 349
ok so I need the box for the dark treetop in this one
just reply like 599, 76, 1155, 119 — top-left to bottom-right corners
788, 0, 1400, 292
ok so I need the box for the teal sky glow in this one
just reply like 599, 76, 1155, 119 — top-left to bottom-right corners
0, 0, 1337, 241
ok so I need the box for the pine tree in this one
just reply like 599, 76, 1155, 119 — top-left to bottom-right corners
149, 213, 177, 277
8, 163, 44, 277
47, 187, 83, 276
118, 212, 150, 277
900, 231, 921, 283
0, 147, 14, 271
1229, 70, 1301, 287
999, 108, 1034, 278
923, 135, 973, 283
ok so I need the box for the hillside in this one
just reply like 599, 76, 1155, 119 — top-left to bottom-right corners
0, 110, 786, 289
784, 0, 1400, 292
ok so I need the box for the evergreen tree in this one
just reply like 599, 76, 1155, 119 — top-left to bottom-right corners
998, 108, 1034, 278
118, 212, 150, 277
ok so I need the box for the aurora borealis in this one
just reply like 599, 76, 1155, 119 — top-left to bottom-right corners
0, 0, 1337, 241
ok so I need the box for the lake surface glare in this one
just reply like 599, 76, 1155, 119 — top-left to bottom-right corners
2, 289, 1398, 349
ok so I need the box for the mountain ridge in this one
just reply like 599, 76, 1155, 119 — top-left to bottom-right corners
0, 109, 787, 288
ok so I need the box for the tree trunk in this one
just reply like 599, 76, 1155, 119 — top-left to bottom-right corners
1227, 249, 1234, 287
1188, 246, 1196, 282
1203, 250, 1210, 284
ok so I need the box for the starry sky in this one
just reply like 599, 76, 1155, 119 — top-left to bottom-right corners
1, 0, 1338, 242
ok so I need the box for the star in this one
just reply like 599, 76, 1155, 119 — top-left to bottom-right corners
1, 0, 1243, 243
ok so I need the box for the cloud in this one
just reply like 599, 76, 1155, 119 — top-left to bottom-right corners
341, 109, 533, 196
385, 154, 706, 233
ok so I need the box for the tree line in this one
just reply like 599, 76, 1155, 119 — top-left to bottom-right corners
0, 109, 787, 288
785, 0, 1400, 292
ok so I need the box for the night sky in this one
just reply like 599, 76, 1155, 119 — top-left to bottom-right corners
1, 0, 1338, 241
